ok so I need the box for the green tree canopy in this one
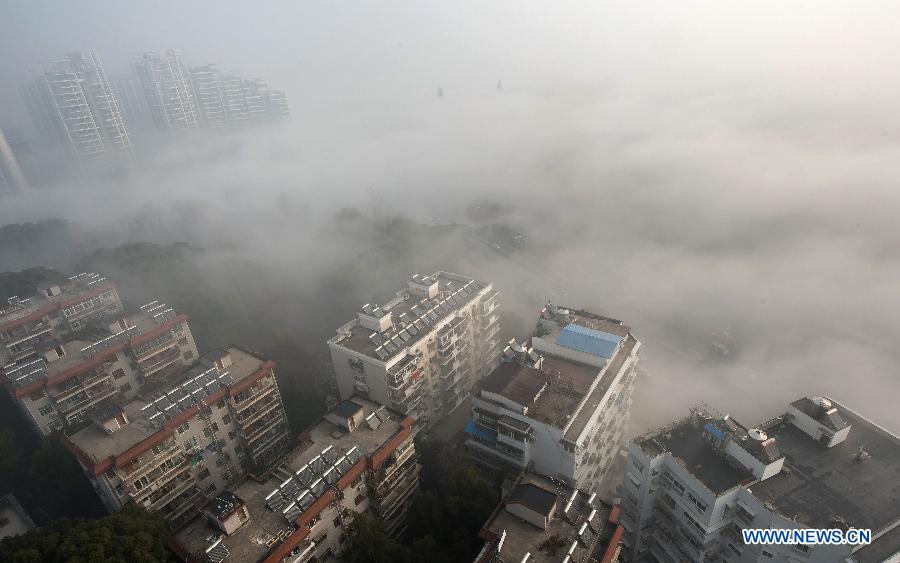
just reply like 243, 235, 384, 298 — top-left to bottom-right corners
0, 505, 174, 563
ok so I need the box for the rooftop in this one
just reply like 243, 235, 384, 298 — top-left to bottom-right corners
478, 335, 636, 437
331, 400, 363, 419
175, 396, 411, 563
329, 271, 491, 361
67, 347, 267, 463
654, 422, 754, 494
479, 473, 620, 563
750, 399, 900, 533
0, 272, 114, 329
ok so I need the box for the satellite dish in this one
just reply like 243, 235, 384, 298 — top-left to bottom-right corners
748, 428, 768, 441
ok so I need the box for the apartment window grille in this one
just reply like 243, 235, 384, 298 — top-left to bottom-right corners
118, 383, 132, 393
112, 368, 126, 379
205, 483, 216, 494
38, 405, 54, 416
198, 469, 211, 480
176, 422, 190, 434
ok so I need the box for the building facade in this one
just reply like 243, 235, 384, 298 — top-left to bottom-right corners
1, 285, 204, 435
189, 64, 290, 129
475, 470, 624, 563
134, 50, 200, 131
24, 51, 133, 173
466, 304, 640, 493
63, 346, 290, 529
621, 396, 900, 563
328, 272, 502, 429
173, 396, 419, 562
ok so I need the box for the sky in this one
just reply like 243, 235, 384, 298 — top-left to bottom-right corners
2, 1, 900, 433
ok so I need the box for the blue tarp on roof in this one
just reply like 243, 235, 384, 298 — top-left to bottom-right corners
555, 323, 622, 359
464, 420, 497, 443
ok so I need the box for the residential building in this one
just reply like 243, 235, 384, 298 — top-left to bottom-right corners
134, 50, 200, 131
475, 471, 624, 563
2, 288, 203, 435
110, 77, 148, 129
465, 304, 640, 492
190, 65, 228, 129
172, 396, 418, 562
328, 272, 502, 429
63, 346, 290, 528
622, 396, 900, 563
0, 272, 123, 364
23, 51, 133, 173
189, 64, 289, 129
0, 494, 36, 541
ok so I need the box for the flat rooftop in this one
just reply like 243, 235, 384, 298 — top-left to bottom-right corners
563, 334, 638, 442
329, 272, 491, 361
481, 473, 618, 563
750, 400, 900, 533
634, 413, 754, 495
0, 273, 113, 329
67, 347, 267, 462
175, 396, 409, 563
479, 336, 635, 437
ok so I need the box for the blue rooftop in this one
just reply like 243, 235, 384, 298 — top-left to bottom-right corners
555, 323, 622, 359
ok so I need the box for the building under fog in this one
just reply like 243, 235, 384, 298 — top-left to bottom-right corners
622, 396, 900, 562
23, 51, 133, 174
465, 304, 640, 493
172, 396, 418, 562
328, 272, 502, 430
134, 50, 200, 131
0, 127, 28, 192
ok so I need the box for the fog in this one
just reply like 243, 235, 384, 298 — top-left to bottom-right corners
2, 1, 900, 435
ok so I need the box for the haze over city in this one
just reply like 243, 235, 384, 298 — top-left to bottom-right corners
1, 2, 900, 562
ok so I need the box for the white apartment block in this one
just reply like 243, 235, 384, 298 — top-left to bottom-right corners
173, 396, 418, 563
328, 272, 502, 429
188, 64, 289, 129
135, 50, 200, 131
3, 291, 200, 436
24, 51, 133, 173
64, 346, 290, 529
466, 304, 640, 493
621, 396, 900, 563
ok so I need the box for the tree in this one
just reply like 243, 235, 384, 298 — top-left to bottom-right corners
405, 438, 500, 561
342, 513, 410, 563
26, 439, 104, 520
0, 505, 174, 563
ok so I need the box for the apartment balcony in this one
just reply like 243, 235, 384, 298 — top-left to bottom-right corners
144, 471, 194, 511
236, 393, 281, 426
128, 455, 190, 497
56, 380, 116, 415
249, 428, 290, 463
134, 335, 178, 362
4, 322, 52, 351
166, 487, 204, 525
243, 410, 286, 444
232, 378, 277, 411
48, 369, 108, 402
122, 441, 182, 481
138, 346, 182, 377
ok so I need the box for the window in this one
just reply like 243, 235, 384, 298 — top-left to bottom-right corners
351, 476, 362, 488
211, 422, 219, 432
112, 369, 126, 379
631, 459, 645, 473
115, 484, 125, 496
348, 357, 365, 373
762, 551, 774, 559
183, 351, 194, 361
176, 422, 190, 435
178, 337, 188, 346
205, 483, 216, 494
216, 400, 225, 410
333, 516, 342, 527
216, 457, 226, 468
354, 494, 364, 506
183, 437, 198, 450
118, 383, 132, 393
198, 469, 211, 480
38, 405, 54, 416
687, 493, 707, 513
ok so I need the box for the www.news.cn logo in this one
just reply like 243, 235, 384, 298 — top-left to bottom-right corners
742, 528, 872, 546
